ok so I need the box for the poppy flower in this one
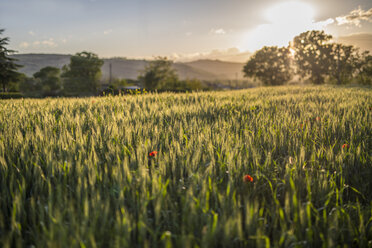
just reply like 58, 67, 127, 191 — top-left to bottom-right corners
149, 151, 158, 157
315, 117, 321, 121
243, 174, 253, 183
92, 100, 95, 104
342, 144, 349, 149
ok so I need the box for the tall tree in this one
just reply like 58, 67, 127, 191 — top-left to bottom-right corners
0, 29, 22, 92
292, 30, 333, 84
243, 46, 292, 86
355, 51, 372, 85
138, 57, 178, 90
34, 66, 61, 96
62, 51, 103, 95
328, 43, 359, 85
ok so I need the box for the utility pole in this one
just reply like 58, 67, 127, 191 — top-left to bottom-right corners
109, 63, 112, 84
236, 72, 238, 88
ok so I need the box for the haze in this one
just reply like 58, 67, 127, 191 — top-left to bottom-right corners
1, 0, 372, 62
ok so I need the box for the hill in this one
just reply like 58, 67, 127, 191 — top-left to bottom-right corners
11, 54, 246, 81
11, 54, 71, 76
337, 33, 372, 52
184, 59, 245, 79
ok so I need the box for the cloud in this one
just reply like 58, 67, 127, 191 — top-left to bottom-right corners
103, 29, 113, 35
31, 38, 58, 48
41, 38, 57, 47
210, 28, 226, 35
185, 32, 192, 36
28, 30, 35, 36
313, 18, 335, 28
19, 42, 30, 48
336, 7, 372, 26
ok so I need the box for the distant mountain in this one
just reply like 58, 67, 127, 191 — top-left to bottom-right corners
337, 33, 372, 52
11, 54, 71, 76
100, 58, 148, 80
184, 60, 245, 79
11, 54, 245, 81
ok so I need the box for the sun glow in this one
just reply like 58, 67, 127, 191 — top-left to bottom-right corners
240, 1, 330, 52
264, 1, 315, 25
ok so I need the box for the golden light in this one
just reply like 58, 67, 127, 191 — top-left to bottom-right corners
264, 1, 315, 26
240, 1, 321, 52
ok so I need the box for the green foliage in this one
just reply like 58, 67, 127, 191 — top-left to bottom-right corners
0, 92, 22, 99
34, 66, 62, 96
19, 67, 62, 97
164, 78, 205, 91
6, 72, 26, 92
0, 28, 22, 92
0, 86, 371, 247
355, 52, 372, 85
62, 51, 103, 96
242, 30, 371, 86
181, 78, 204, 90
328, 43, 360, 85
292, 30, 333, 84
19, 77, 41, 97
138, 57, 179, 90
243, 46, 292, 86
109, 78, 127, 89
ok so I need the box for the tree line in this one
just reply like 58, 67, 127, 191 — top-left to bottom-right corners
1, 28, 207, 97
1, 28, 371, 98
243, 30, 372, 85
1, 28, 105, 97
17, 51, 104, 97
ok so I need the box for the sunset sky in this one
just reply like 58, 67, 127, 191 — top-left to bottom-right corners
1, 0, 372, 62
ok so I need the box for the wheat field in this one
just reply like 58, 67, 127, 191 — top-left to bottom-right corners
0, 85, 371, 247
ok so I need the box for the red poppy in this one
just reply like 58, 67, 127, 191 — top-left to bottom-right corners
315, 117, 321, 121
300, 123, 303, 129
243, 174, 253, 183
92, 100, 95, 104
149, 151, 158, 157
342, 144, 349, 149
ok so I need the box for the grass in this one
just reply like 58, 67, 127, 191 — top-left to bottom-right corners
0, 85, 371, 247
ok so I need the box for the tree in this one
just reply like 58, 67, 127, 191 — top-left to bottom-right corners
138, 57, 179, 90
62, 51, 103, 95
34, 66, 61, 96
20, 66, 62, 97
5, 72, 26, 92
243, 46, 292, 86
109, 78, 127, 89
0, 29, 22, 92
292, 30, 333, 84
19, 77, 41, 97
328, 43, 359, 85
355, 51, 372, 85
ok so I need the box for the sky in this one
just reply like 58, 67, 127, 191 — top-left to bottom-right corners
1, 0, 372, 62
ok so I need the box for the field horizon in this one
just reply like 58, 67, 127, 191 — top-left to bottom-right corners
10, 53, 247, 81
